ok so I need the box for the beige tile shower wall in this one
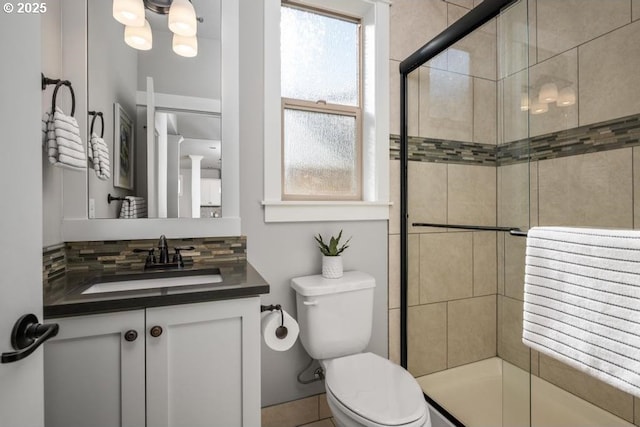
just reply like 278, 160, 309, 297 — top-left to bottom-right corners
501, 1, 640, 143
579, 19, 640, 126
537, 149, 633, 228
497, 147, 640, 423
389, 160, 499, 376
388, 0, 499, 378
535, 0, 629, 62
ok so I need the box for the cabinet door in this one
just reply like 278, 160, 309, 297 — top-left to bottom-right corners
44, 310, 146, 427
146, 297, 261, 427
200, 178, 221, 206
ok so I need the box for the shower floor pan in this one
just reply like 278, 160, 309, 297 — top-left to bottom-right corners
417, 357, 633, 427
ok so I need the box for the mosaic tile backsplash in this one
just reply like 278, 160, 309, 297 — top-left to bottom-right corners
391, 113, 640, 165
43, 236, 247, 280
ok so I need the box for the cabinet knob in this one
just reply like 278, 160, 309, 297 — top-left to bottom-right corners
150, 326, 163, 338
124, 330, 138, 342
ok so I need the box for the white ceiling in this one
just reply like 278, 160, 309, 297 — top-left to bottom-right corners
158, 110, 222, 170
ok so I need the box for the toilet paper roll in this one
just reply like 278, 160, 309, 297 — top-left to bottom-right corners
261, 309, 299, 351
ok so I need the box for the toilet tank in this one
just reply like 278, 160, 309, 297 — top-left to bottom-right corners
291, 271, 375, 360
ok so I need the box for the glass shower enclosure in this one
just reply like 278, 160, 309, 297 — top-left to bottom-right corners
399, 1, 532, 426
398, 0, 640, 426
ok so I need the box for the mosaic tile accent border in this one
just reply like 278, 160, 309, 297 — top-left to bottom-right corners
43, 244, 66, 283
390, 113, 640, 166
65, 236, 247, 273
43, 236, 247, 278
498, 114, 640, 165
389, 134, 496, 166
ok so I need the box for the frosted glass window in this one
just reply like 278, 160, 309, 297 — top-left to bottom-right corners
281, 5, 359, 106
283, 108, 359, 199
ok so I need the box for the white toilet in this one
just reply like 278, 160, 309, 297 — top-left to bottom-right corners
291, 271, 431, 427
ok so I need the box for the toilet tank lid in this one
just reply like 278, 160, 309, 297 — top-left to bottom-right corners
291, 271, 375, 296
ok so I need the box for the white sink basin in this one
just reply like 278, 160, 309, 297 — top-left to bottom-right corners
82, 273, 223, 294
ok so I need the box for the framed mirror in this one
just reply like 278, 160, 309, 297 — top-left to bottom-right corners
87, 0, 222, 219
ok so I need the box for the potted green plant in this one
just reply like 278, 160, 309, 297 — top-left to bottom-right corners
315, 230, 351, 279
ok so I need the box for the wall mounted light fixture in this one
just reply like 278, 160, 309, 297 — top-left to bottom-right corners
538, 82, 558, 104
556, 87, 576, 107
113, 0, 199, 57
530, 100, 549, 115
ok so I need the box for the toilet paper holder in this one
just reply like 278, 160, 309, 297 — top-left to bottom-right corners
260, 304, 288, 339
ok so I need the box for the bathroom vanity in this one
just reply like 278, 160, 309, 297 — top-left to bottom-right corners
43, 261, 268, 427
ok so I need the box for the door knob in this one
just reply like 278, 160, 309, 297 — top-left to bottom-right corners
150, 326, 163, 337
124, 330, 138, 342
1, 314, 59, 364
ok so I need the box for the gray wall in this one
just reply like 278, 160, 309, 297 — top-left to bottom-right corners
88, 0, 138, 219
137, 31, 221, 99
41, 1, 64, 246
239, 1, 389, 407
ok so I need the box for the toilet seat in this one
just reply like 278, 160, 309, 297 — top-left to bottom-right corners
324, 353, 428, 426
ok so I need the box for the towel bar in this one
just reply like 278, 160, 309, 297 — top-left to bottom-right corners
41, 73, 75, 117
412, 222, 528, 237
88, 111, 104, 138
107, 194, 130, 205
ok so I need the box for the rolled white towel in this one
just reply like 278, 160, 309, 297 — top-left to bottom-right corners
42, 111, 57, 164
55, 153, 88, 170
88, 133, 110, 180
54, 128, 84, 153
57, 145, 87, 161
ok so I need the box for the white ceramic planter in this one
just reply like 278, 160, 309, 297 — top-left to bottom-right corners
322, 255, 343, 279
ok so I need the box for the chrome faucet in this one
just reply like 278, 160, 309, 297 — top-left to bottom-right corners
158, 234, 169, 264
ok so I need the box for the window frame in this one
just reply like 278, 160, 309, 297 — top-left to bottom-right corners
281, 98, 363, 201
263, 0, 391, 222
280, 3, 364, 201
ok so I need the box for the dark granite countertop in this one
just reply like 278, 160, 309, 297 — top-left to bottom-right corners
44, 261, 270, 318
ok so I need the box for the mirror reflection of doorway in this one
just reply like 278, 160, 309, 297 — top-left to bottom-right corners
148, 108, 221, 219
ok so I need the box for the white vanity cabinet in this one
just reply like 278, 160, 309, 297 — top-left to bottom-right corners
200, 178, 222, 206
44, 310, 146, 427
44, 297, 261, 427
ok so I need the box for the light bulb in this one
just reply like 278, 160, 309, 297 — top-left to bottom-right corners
520, 93, 530, 111
125, 19, 152, 50
539, 83, 558, 104
113, 0, 145, 27
173, 34, 198, 57
168, 0, 197, 37
530, 100, 548, 115
557, 87, 576, 107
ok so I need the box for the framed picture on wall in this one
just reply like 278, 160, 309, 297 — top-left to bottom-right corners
113, 102, 134, 190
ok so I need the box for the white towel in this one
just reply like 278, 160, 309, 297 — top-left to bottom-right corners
88, 133, 111, 180
42, 107, 87, 171
523, 226, 640, 398
119, 196, 147, 219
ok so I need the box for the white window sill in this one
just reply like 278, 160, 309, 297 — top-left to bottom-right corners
261, 201, 391, 223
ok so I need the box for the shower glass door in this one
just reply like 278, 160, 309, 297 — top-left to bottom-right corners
403, 1, 532, 426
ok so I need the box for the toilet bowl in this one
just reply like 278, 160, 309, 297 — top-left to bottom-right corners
322, 353, 430, 427
291, 272, 432, 427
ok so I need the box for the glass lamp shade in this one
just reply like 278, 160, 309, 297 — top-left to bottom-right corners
168, 0, 197, 37
125, 19, 153, 50
557, 87, 576, 107
539, 82, 558, 103
173, 34, 198, 57
113, 0, 145, 27
530, 100, 549, 115
520, 93, 530, 111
